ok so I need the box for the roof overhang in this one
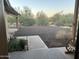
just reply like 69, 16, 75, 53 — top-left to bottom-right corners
4, 0, 20, 15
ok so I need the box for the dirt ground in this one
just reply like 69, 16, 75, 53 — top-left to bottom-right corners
14, 26, 71, 48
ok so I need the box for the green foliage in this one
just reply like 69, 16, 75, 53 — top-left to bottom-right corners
7, 16, 16, 24
7, 6, 74, 27
8, 37, 27, 52
7, 7, 35, 26
19, 39, 26, 50
19, 15, 35, 26
50, 13, 73, 26
36, 11, 49, 26
19, 7, 35, 26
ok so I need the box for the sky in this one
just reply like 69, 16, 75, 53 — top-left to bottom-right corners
9, 0, 75, 17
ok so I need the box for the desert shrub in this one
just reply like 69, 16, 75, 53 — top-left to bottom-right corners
8, 37, 27, 52
19, 39, 27, 50
56, 30, 66, 40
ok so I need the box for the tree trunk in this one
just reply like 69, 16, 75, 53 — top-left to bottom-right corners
16, 16, 19, 29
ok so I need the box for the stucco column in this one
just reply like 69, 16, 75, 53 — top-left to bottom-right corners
72, 0, 79, 41
0, 0, 8, 59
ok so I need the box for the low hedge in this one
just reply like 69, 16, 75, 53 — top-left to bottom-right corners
8, 37, 27, 52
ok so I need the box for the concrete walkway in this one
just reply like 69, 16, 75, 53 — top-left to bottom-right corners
9, 47, 74, 59
28, 35, 48, 50
9, 35, 74, 59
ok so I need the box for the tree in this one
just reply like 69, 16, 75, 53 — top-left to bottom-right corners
7, 7, 36, 26
19, 15, 35, 26
50, 13, 73, 26
64, 14, 73, 26
19, 7, 35, 26
36, 11, 49, 26
7, 15, 16, 24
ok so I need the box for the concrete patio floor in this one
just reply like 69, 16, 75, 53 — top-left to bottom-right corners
9, 36, 74, 59
9, 47, 74, 59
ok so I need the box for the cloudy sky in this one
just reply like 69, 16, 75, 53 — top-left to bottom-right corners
9, 0, 75, 17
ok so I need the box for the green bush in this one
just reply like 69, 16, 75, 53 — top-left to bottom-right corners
19, 39, 27, 50
8, 37, 27, 52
